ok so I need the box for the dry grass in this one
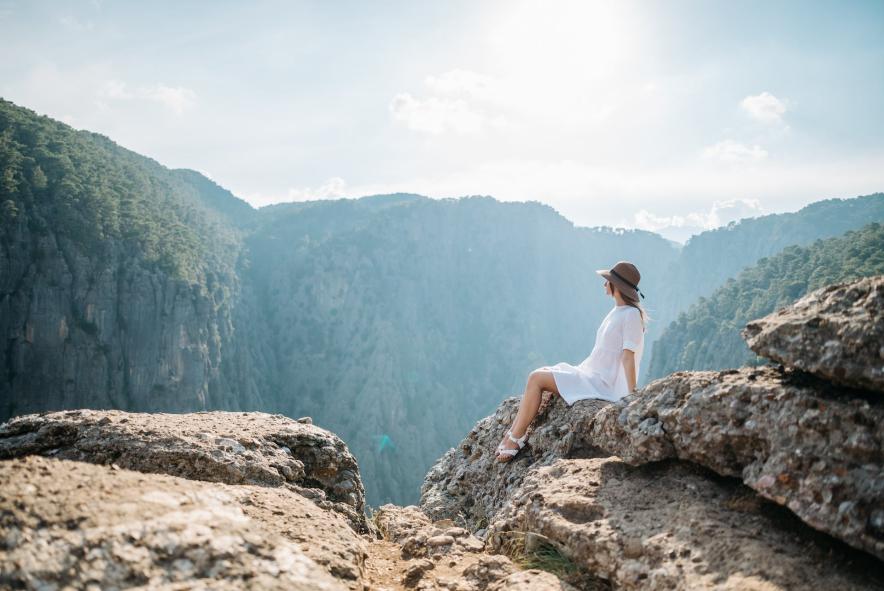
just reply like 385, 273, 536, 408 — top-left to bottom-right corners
365, 504, 383, 534
496, 529, 612, 590
724, 490, 764, 513
496, 530, 578, 578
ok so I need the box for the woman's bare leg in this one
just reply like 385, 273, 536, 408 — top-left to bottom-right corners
497, 369, 560, 460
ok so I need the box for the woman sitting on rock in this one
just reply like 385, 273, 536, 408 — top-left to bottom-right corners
496, 261, 649, 462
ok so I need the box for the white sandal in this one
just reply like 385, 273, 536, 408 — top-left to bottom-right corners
495, 429, 528, 461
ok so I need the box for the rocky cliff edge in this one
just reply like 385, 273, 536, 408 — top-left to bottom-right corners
2, 276, 883, 590
421, 275, 884, 589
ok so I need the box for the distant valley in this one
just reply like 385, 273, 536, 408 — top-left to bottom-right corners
2, 98, 882, 506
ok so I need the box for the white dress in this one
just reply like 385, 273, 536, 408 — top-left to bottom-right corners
537, 304, 645, 405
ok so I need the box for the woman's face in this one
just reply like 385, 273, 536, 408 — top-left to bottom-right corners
604, 280, 613, 296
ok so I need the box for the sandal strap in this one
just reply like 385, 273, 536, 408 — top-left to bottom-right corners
496, 447, 519, 457
506, 429, 528, 447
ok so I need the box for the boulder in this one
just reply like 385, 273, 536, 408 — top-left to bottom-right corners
0, 455, 366, 590
0, 409, 369, 533
421, 393, 610, 527
742, 275, 884, 393
488, 457, 884, 590
487, 569, 580, 591
589, 365, 884, 560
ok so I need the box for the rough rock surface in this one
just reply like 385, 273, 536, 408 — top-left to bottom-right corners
368, 504, 581, 590
742, 275, 884, 393
421, 393, 611, 527
0, 409, 369, 533
0, 456, 364, 590
488, 457, 884, 590
590, 361, 884, 562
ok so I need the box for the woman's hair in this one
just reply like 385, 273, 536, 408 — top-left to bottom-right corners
613, 285, 650, 330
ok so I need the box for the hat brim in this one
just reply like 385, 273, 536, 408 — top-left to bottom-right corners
596, 269, 639, 300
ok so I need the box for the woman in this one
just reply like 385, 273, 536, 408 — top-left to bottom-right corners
496, 261, 649, 462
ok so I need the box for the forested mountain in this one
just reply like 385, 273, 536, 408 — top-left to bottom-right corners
643, 192, 884, 380
0, 98, 266, 420
647, 222, 884, 379
2, 97, 883, 506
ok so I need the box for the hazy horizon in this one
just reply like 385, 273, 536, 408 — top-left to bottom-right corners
2, 0, 883, 243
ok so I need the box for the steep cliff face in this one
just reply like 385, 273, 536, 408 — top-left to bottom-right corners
0, 99, 265, 420
0, 231, 252, 417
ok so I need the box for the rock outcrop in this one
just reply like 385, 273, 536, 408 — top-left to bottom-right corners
589, 365, 884, 560
742, 275, 884, 393
0, 455, 360, 590
0, 409, 368, 533
488, 457, 881, 590
421, 395, 610, 527
1, 409, 580, 591
421, 275, 884, 588
590, 278, 884, 561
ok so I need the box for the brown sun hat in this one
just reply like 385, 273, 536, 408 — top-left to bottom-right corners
596, 261, 645, 300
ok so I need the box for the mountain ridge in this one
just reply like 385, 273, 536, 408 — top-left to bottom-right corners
2, 97, 883, 506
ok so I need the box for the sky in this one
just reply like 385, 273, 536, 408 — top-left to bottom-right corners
2, 0, 883, 242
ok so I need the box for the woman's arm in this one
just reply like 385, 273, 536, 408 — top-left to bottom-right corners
622, 350, 637, 392
621, 309, 643, 393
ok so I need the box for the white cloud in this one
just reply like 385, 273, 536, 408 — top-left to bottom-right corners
633, 209, 710, 233
702, 139, 768, 163
287, 177, 348, 201
390, 67, 511, 135
708, 198, 766, 226
242, 177, 349, 208
100, 79, 132, 100
633, 198, 766, 235
387, 5, 653, 140
390, 92, 505, 135
741, 91, 788, 124
99, 79, 196, 114
287, 154, 884, 239
142, 84, 197, 114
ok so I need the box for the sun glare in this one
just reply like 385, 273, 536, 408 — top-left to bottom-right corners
487, 1, 635, 83
481, 0, 640, 129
